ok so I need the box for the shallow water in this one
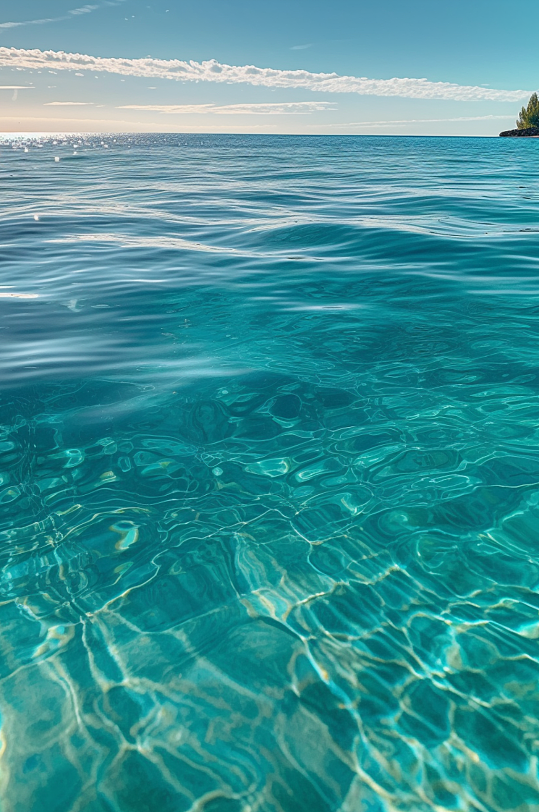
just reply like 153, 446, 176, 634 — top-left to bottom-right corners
1, 133, 539, 812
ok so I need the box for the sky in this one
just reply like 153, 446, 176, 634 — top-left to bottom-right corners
0, 0, 537, 135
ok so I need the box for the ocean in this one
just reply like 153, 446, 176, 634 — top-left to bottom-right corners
1, 133, 539, 812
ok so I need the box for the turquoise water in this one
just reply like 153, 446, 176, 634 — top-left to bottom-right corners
1, 133, 539, 812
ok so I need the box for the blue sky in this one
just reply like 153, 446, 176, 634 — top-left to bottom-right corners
0, 0, 537, 134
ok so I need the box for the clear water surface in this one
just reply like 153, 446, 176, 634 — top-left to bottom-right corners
1, 134, 539, 812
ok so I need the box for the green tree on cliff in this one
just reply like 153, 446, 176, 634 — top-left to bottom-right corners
517, 93, 539, 129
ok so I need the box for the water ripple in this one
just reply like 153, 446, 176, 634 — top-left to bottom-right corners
0, 134, 539, 812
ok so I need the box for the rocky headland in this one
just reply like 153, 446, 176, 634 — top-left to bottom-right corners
500, 127, 539, 137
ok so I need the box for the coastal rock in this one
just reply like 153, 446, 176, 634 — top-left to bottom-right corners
499, 127, 539, 137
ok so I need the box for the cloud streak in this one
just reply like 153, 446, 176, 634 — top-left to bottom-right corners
0, 6, 98, 29
0, 47, 529, 102
0, 2, 124, 30
119, 101, 336, 115
45, 101, 95, 105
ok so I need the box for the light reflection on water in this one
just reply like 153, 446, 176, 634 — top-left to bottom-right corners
1, 134, 539, 811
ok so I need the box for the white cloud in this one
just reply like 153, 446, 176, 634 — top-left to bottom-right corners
291, 44, 313, 51
69, 5, 99, 16
45, 101, 95, 105
0, 47, 530, 102
0, 85, 32, 89
118, 101, 336, 115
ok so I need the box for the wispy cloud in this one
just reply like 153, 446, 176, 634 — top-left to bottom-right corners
0, 84, 32, 101
69, 4, 100, 16
0, 47, 530, 102
291, 44, 313, 51
45, 101, 95, 106
118, 101, 336, 115
0, 2, 123, 30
